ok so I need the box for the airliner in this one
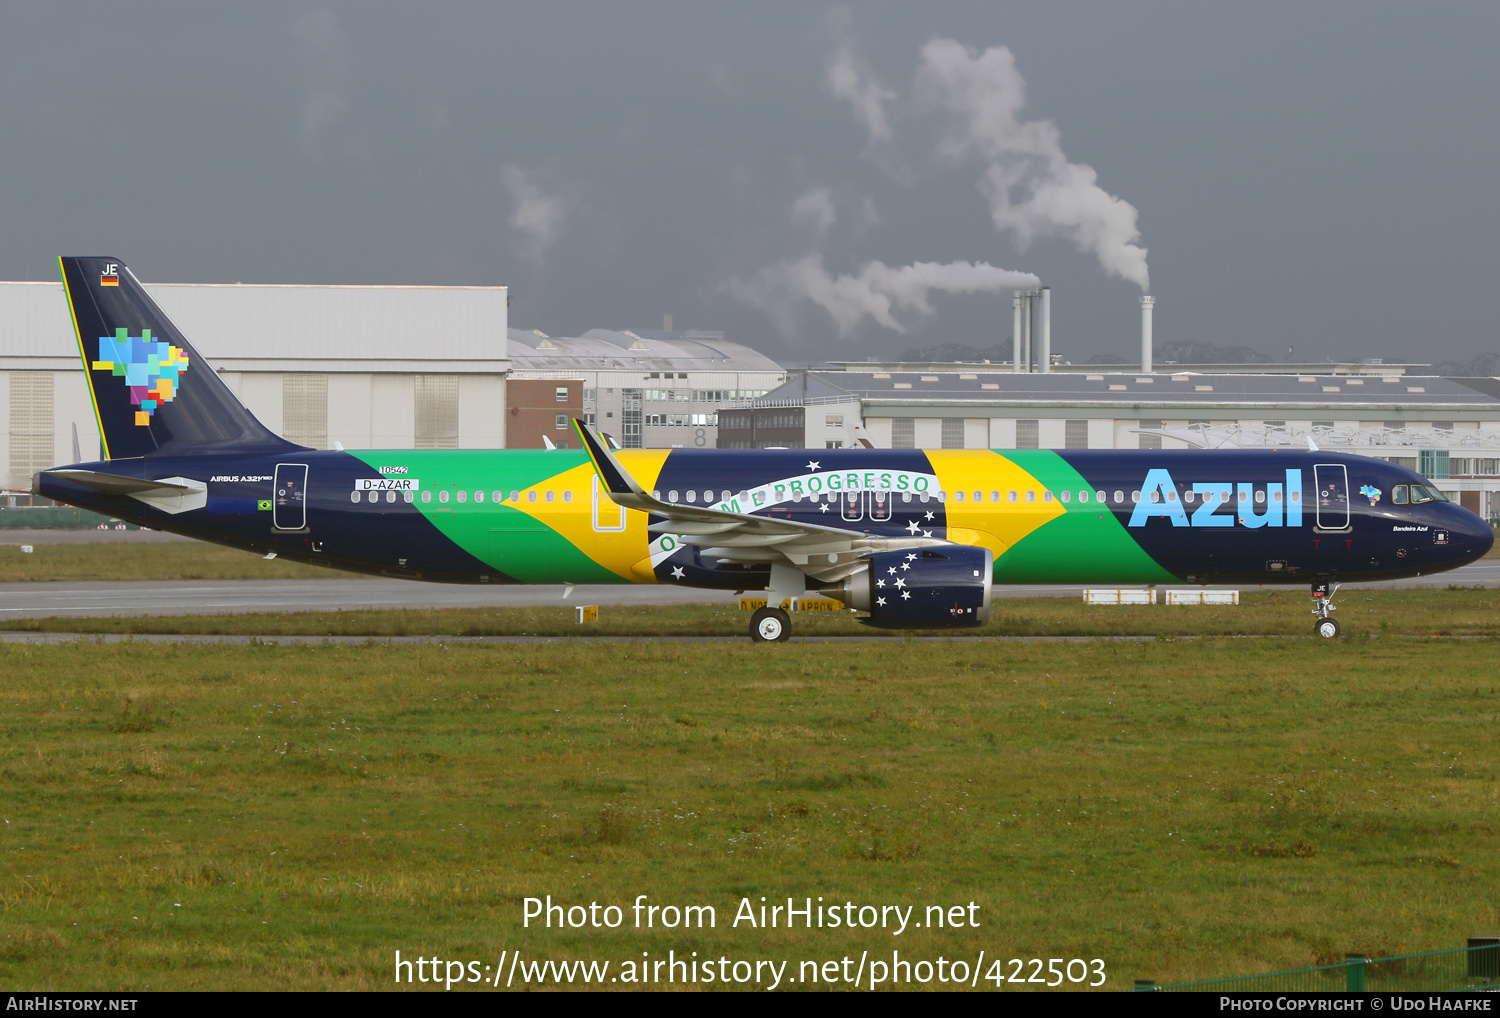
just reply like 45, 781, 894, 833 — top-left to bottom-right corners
33, 257, 1494, 641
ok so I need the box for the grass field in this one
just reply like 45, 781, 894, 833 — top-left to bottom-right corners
0, 631, 1496, 990
0, 536, 1495, 584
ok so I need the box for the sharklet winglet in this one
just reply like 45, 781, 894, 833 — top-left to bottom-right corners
572, 418, 656, 510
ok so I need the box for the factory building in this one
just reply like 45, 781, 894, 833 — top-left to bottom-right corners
724, 366, 1500, 522
507, 328, 784, 449
0, 279, 509, 491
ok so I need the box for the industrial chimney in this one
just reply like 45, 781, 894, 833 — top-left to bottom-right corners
1140, 295, 1154, 374
1039, 286, 1052, 374
1012, 292, 1023, 373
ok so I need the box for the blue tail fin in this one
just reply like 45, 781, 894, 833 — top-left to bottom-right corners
59, 256, 294, 460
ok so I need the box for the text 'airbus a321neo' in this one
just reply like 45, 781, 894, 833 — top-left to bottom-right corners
35, 257, 1494, 641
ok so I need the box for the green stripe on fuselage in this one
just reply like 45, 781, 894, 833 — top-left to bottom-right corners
995, 451, 1177, 584
348, 450, 620, 583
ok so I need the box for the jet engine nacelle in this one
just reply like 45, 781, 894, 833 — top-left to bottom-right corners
836, 545, 993, 629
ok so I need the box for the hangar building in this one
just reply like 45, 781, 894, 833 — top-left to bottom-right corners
0, 279, 508, 491
507, 328, 785, 449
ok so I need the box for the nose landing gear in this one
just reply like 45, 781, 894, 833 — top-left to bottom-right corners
1311, 581, 1341, 638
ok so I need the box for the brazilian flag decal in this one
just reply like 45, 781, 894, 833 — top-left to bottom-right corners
257, 500, 272, 511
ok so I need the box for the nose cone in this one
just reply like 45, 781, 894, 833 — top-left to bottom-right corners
1436, 504, 1494, 571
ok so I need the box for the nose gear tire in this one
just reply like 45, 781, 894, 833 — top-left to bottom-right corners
1315, 619, 1341, 639
750, 606, 791, 643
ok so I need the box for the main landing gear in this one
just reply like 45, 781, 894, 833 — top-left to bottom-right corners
1311, 581, 1342, 638
750, 606, 791, 643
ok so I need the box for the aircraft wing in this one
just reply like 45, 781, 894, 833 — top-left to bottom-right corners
572, 419, 940, 581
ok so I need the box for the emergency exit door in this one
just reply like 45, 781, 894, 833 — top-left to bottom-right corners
273, 463, 308, 530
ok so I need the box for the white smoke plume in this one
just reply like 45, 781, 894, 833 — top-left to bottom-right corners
828, 35, 1150, 291
500, 165, 568, 264
727, 255, 1039, 337
790, 187, 837, 238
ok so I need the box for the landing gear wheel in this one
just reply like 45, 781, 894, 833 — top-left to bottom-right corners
1315, 618, 1341, 639
750, 607, 791, 643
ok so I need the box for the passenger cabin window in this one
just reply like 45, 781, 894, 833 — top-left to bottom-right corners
422, 491, 432, 503
563, 491, 573, 503
545, 491, 555, 503
439, 491, 450, 504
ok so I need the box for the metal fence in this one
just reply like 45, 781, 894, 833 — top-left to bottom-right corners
1138, 940, 1500, 993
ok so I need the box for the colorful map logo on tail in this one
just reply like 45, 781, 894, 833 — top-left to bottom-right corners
91, 327, 190, 426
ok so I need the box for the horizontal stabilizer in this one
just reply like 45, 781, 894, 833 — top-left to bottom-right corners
40, 469, 207, 515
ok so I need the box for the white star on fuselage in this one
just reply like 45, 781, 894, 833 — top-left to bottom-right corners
806, 461, 821, 471
905, 520, 921, 534
901, 590, 911, 600
670, 565, 685, 579
876, 596, 887, 607
922, 529, 932, 538
924, 511, 935, 520
818, 503, 830, 512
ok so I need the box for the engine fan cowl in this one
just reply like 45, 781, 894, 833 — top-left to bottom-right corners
858, 545, 993, 629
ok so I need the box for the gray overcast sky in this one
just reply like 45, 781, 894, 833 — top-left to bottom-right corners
3, 2, 1498, 365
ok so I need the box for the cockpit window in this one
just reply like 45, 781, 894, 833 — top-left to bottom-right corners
1424, 485, 1449, 502
1408, 485, 1434, 505
1391, 484, 1408, 505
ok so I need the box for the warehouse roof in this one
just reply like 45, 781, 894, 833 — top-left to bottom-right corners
508, 328, 781, 373
743, 370, 1500, 411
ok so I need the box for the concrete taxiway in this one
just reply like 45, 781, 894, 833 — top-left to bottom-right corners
0, 561, 1493, 619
